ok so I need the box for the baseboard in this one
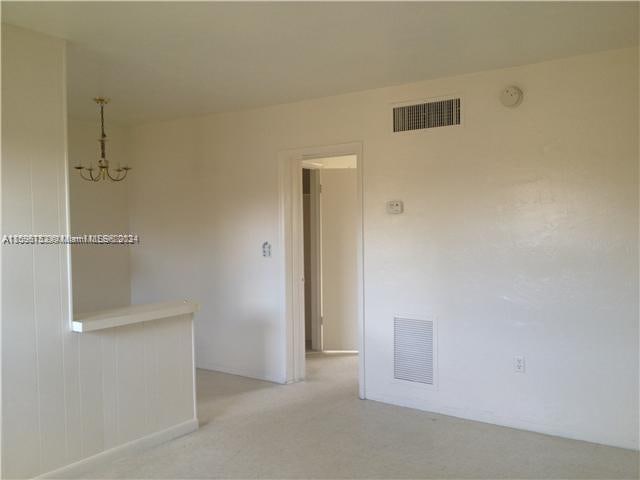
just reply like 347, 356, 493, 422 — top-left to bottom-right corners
311, 350, 359, 354
196, 363, 286, 384
36, 418, 199, 479
366, 391, 639, 451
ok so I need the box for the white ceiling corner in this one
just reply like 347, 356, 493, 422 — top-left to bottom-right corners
2, 2, 638, 125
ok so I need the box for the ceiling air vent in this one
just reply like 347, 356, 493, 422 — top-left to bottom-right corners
393, 98, 461, 133
394, 317, 434, 385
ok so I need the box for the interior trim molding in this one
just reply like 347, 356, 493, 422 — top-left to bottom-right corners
366, 391, 639, 451
278, 141, 365, 398
36, 418, 199, 479
197, 362, 286, 385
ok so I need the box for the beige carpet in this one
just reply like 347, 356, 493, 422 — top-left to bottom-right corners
67, 353, 638, 479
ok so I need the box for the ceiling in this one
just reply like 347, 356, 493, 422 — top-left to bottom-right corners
3, 2, 638, 125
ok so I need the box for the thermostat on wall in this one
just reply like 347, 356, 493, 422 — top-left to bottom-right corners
386, 200, 404, 214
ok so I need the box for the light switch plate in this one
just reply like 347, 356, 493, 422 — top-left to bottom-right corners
386, 200, 404, 214
514, 355, 525, 373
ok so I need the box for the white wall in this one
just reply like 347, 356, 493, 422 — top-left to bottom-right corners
2, 25, 71, 478
1, 26, 196, 478
320, 168, 359, 351
127, 47, 638, 449
126, 119, 286, 381
68, 119, 131, 313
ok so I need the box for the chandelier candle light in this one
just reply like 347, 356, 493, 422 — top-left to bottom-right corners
75, 97, 131, 182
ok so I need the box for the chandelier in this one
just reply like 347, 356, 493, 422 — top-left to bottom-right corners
74, 97, 131, 182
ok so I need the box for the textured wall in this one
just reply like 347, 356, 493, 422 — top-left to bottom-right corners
127, 47, 638, 449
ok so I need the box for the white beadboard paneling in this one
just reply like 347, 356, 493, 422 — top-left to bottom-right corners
33, 246, 68, 472
78, 333, 105, 458
2, 24, 67, 478
101, 329, 119, 449
2, 26, 198, 478
154, 315, 194, 429
116, 323, 150, 444
144, 321, 161, 431
182, 315, 197, 423
62, 330, 83, 464
2, 247, 40, 477
32, 136, 68, 471
38, 419, 199, 480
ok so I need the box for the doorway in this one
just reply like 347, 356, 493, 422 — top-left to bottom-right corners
302, 167, 322, 352
279, 142, 364, 398
302, 156, 359, 354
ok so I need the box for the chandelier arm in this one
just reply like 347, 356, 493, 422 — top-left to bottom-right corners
106, 168, 124, 181
79, 170, 97, 182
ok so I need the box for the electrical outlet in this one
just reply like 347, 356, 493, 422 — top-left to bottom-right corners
514, 355, 525, 373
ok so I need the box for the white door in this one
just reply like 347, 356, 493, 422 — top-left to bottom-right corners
320, 168, 359, 351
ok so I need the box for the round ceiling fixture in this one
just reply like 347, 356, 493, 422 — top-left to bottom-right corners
500, 86, 523, 107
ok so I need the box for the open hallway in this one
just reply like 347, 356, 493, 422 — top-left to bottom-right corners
61, 354, 638, 479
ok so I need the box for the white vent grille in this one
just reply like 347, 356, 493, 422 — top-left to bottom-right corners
393, 98, 461, 132
394, 317, 434, 384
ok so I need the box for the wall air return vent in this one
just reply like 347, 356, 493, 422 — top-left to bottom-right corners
394, 317, 434, 385
393, 98, 461, 133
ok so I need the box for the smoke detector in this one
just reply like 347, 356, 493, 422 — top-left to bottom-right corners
500, 86, 523, 107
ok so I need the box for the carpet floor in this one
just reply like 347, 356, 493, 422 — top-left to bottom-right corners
68, 353, 638, 479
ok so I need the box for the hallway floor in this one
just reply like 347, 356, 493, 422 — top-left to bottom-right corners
72, 354, 638, 479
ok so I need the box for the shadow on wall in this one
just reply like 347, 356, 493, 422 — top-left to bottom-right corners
194, 311, 280, 426
195, 308, 282, 385
195, 366, 278, 427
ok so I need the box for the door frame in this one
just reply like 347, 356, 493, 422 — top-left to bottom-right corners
278, 142, 365, 399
